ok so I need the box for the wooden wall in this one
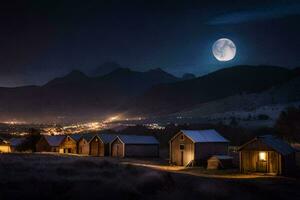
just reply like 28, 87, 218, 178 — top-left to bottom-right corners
111, 138, 124, 157
90, 137, 104, 156
240, 150, 281, 174
36, 137, 51, 152
60, 136, 77, 154
78, 139, 90, 155
125, 144, 159, 157
170, 133, 194, 166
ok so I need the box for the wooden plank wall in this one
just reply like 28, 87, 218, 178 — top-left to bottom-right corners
111, 138, 124, 157
125, 144, 159, 157
170, 133, 194, 166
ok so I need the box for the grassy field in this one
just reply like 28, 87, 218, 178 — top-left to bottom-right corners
0, 153, 299, 200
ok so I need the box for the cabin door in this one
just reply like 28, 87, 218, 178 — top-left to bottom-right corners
116, 144, 123, 157
91, 142, 99, 156
113, 144, 122, 157
180, 151, 184, 166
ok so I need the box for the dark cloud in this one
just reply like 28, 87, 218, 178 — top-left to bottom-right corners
208, 2, 300, 25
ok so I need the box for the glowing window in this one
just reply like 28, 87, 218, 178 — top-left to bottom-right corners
259, 152, 267, 161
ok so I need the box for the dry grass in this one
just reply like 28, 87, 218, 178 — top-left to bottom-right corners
0, 153, 299, 200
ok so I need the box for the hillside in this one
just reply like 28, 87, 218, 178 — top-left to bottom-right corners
0, 68, 178, 122
174, 76, 300, 117
132, 65, 297, 115
0, 65, 299, 123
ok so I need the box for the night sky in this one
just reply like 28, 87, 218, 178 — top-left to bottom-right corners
1, 0, 300, 86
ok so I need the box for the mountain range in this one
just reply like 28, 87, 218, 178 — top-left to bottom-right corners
0, 65, 299, 123
0, 67, 178, 122
132, 65, 298, 115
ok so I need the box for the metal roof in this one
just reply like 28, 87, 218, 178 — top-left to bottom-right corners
9, 138, 25, 147
44, 135, 65, 146
209, 155, 233, 160
97, 133, 117, 143
117, 135, 159, 145
69, 134, 83, 142
181, 129, 229, 143
258, 135, 295, 155
80, 133, 95, 142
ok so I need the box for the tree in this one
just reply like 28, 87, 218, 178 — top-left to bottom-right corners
275, 106, 300, 142
17, 128, 41, 152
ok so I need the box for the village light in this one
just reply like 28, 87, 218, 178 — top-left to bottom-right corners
259, 151, 267, 161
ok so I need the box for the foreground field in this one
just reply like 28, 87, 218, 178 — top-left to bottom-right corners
0, 154, 299, 200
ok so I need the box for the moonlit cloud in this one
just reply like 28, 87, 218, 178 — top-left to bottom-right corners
208, 3, 300, 25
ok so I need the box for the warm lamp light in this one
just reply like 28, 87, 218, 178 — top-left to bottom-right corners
259, 152, 267, 161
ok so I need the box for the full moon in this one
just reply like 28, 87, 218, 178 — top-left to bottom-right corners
212, 38, 236, 61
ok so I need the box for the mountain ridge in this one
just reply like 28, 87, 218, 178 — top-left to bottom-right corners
131, 65, 299, 115
0, 65, 298, 123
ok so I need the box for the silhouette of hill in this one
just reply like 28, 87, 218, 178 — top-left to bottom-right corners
89, 62, 122, 76
182, 73, 196, 80
0, 65, 299, 123
132, 65, 298, 115
0, 68, 178, 122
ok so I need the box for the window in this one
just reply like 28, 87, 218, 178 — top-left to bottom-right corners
180, 144, 185, 150
180, 134, 185, 140
259, 152, 267, 161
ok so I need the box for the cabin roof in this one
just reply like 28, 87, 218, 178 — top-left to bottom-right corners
180, 129, 229, 143
117, 135, 159, 145
258, 135, 295, 155
69, 134, 83, 142
44, 135, 65, 146
9, 138, 25, 147
97, 133, 117, 143
80, 133, 95, 142
0, 137, 10, 145
239, 135, 295, 155
209, 155, 233, 160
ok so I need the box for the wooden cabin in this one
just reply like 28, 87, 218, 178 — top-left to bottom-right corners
169, 130, 229, 166
59, 134, 81, 154
78, 134, 94, 155
36, 135, 65, 152
239, 135, 296, 175
9, 138, 25, 152
0, 137, 11, 153
78, 133, 116, 156
90, 134, 116, 156
111, 135, 159, 158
